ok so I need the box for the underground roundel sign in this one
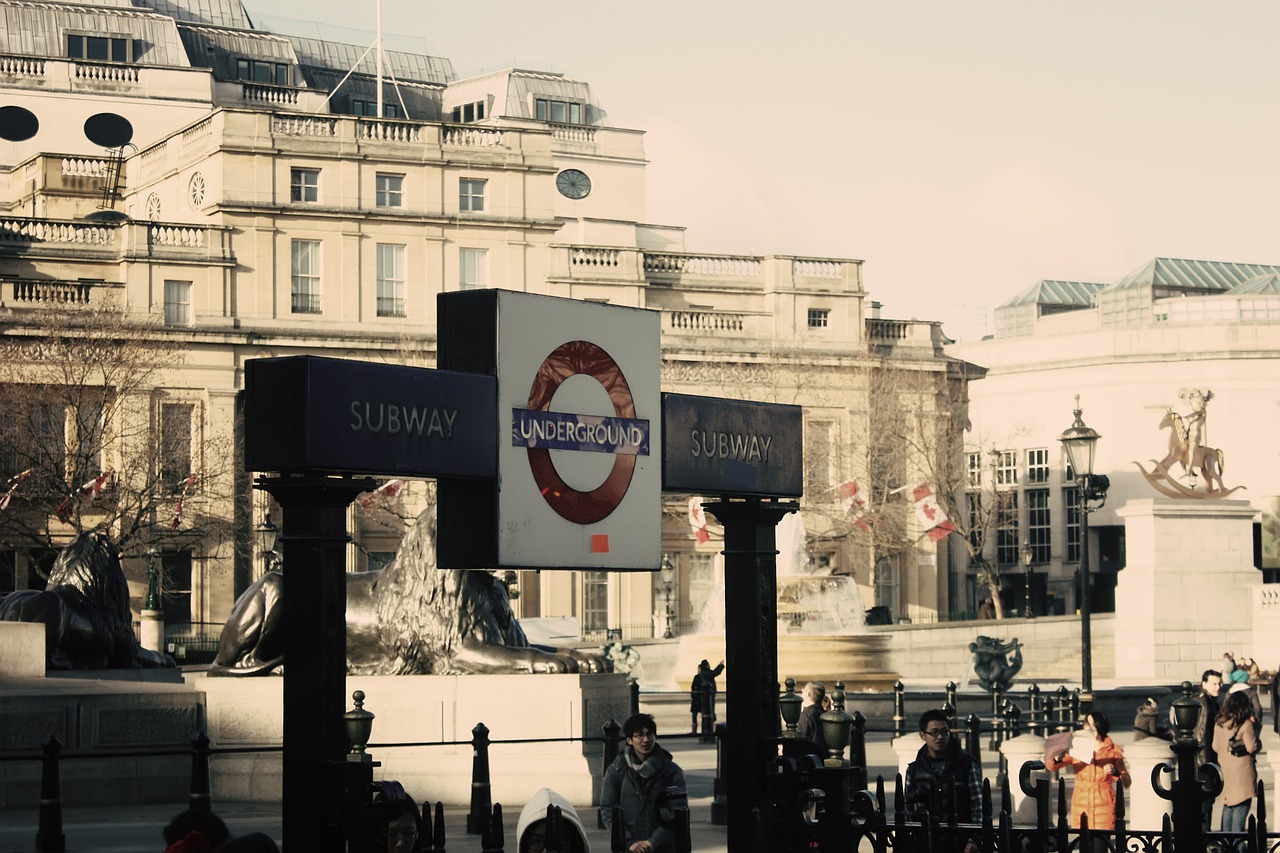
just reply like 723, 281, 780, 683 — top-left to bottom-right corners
513, 340, 649, 524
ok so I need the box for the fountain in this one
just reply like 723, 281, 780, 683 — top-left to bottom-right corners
674, 512, 899, 691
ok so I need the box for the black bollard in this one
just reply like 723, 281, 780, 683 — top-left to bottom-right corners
420, 801, 434, 850
189, 731, 212, 811
850, 710, 868, 791
991, 682, 1005, 717
629, 680, 640, 719
892, 681, 906, 739
480, 801, 504, 853
946, 681, 958, 714
599, 719, 621, 829
466, 722, 493, 835
965, 714, 981, 766
431, 801, 446, 852
1055, 686, 1071, 732
35, 735, 65, 853
611, 805, 626, 852
711, 722, 728, 825
699, 680, 716, 743
941, 701, 957, 732
1027, 684, 1041, 736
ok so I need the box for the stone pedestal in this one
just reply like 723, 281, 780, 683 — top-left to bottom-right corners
1114, 499, 1258, 681
1123, 737, 1174, 830
195, 672, 630, 806
999, 734, 1046, 823
139, 609, 165, 655
0, 622, 44, 678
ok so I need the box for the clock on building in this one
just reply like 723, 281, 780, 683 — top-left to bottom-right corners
556, 169, 591, 200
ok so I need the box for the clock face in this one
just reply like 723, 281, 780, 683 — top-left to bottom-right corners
556, 169, 591, 200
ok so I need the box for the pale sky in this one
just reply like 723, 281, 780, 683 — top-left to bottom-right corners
248, 0, 1280, 341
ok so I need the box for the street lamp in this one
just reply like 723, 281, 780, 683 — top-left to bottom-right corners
144, 545, 161, 612
659, 553, 675, 639
1059, 396, 1109, 701
1019, 540, 1034, 619
256, 511, 280, 574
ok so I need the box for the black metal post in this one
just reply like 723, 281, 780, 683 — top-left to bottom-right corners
259, 474, 374, 853
189, 731, 212, 811
599, 719, 621, 829
35, 735, 65, 853
701, 497, 795, 853
711, 722, 728, 825
1078, 485, 1093, 697
892, 681, 906, 739
467, 722, 493, 834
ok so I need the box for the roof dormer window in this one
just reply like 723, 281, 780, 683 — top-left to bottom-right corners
67, 33, 132, 63
535, 98, 582, 124
451, 101, 486, 123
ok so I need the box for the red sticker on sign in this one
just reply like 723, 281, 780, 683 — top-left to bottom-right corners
591, 534, 610, 553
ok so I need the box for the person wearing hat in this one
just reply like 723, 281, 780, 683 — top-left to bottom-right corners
1228, 680, 1263, 735
689, 658, 723, 736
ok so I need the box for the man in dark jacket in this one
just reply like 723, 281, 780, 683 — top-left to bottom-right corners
689, 659, 724, 736
796, 681, 829, 758
601, 713, 686, 853
904, 709, 980, 853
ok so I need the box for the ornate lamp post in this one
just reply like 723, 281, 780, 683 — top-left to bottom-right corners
1059, 397, 1109, 702
660, 553, 675, 639
256, 511, 280, 575
1019, 540, 1034, 619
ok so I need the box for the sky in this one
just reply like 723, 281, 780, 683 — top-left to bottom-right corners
247, 0, 1280, 341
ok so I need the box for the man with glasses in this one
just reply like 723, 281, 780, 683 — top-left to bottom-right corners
601, 713, 686, 853
904, 709, 981, 853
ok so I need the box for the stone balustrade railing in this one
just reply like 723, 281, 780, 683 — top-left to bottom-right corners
148, 224, 207, 248
0, 217, 115, 246
441, 125, 503, 148
551, 124, 596, 143
242, 83, 301, 105
60, 157, 111, 177
866, 319, 910, 341
0, 217, 232, 263
0, 54, 45, 76
271, 115, 338, 137
356, 119, 423, 143
4, 278, 103, 305
794, 259, 843, 279
72, 61, 139, 84
666, 310, 746, 333
570, 247, 621, 269
644, 253, 764, 277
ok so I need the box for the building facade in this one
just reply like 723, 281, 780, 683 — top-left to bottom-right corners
949, 258, 1280, 619
0, 0, 967, 646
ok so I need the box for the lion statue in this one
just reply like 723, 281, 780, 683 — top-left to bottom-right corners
210, 497, 608, 676
0, 531, 174, 670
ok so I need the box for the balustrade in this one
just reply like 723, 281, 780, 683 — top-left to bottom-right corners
0, 54, 46, 76
241, 83, 299, 105
441, 126, 502, 148
356, 119, 423, 143
72, 62, 139, 84
667, 310, 745, 333
271, 115, 337, 137
570, 247, 620, 268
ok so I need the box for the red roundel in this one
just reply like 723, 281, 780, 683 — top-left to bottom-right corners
526, 340, 637, 524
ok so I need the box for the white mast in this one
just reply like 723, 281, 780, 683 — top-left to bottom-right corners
375, 0, 384, 118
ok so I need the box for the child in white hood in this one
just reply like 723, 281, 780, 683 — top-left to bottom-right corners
515, 787, 591, 853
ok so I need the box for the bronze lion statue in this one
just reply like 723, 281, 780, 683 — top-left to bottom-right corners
210, 498, 608, 676
0, 531, 174, 670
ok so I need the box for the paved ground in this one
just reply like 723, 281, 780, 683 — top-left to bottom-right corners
2, 721, 1275, 852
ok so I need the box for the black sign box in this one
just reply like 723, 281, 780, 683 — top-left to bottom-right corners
245, 356, 496, 478
661, 393, 803, 497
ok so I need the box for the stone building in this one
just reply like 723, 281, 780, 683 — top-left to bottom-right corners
0, 0, 966, 649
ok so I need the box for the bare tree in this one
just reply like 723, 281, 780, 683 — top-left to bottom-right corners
0, 305, 235, 564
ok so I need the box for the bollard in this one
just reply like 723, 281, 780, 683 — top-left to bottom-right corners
35, 735, 65, 853
1070, 688, 1081, 723
611, 805, 626, 852
849, 710, 868, 791
598, 719, 621, 829
1056, 686, 1071, 731
965, 713, 981, 766
431, 801, 446, 852
420, 801, 434, 850
946, 680, 958, 713
629, 680, 640, 719
710, 722, 728, 825
992, 682, 1005, 717
1027, 684, 1041, 736
466, 722, 493, 835
189, 731, 212, 811
699, 680, 716, 743
941, 701, 957, 732
834, 681, 846, 711
892, 681, 906, 739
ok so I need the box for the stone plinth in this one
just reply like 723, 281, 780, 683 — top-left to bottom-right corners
139, 610, 165, 655
1123, 737, 1174, 830
0, 622, 44, 678
999, 735, 1047, 823
1114, 499, 1259, 681
194, 672, 631, 807
0, 675, 201, 808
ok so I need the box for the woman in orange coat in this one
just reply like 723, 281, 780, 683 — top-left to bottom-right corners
1047, 711, 1132, 830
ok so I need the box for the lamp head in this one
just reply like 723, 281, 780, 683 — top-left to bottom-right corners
1059, 395, 1101, 479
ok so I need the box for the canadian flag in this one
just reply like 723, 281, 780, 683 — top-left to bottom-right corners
358, 479, 405, 511
688, 496, 710, 543
169, 472, 200, 530
838, 480, 870, 531
0, 468, 33, 512
54, 471, 112, 523
913, 483, 956, 542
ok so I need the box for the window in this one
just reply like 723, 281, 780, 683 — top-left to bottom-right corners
993, 449, 1017, 487
995, 491, 1019, 566
874, 557, 896, 616
459, 178, 486, 212
1027, 488, 1050, 563
235, 58, 290, 86
160, 551, 192, 625
375, 173, 403, 208
290, 168, 319, 203
966, 452, 983, 488
376, 244, 406, 318
351, 99, 400, 118
535, 98, 583, 124
160, 403, 193, 493
1026, 448, 1049, 484
450, 101, 486, 123
582, 570, 608, 635
807, 308, 829, 328
459, 248, 487, 290
1064, 486, 1081, 563
967, 493, 984, 554
291, 239, 322, 313
33, 404, 66, 471
804, 420, 834, 495
67, 34, 131, 63
164, 280, 191, 326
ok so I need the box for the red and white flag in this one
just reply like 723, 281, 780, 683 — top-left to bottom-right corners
0, 468, 33, 512
54, 471, 112, 523
169, 472, 200, 530
913, 483, 956, 542
358, 478, 405, 511
688, 496, 710, 543
838, 480, 871, 530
